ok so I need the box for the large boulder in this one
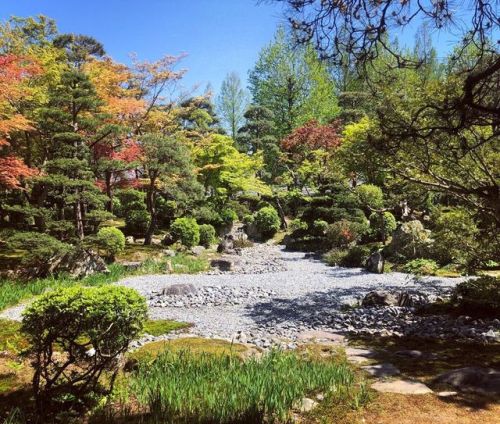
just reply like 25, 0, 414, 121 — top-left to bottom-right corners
217, 235, 234, 253
210, 258, 235, 272
434, 367, 500, 395
162, 284, 197, 296
361, 290, 415, 307
384, 220, 431, 260
33, 248, 109, 279
365, 251, 384, 273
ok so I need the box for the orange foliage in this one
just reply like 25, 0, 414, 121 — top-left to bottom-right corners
0, 156, 37, 189
281, 120, 342, 152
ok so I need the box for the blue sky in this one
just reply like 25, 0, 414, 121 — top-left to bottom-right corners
0, 1, 484, 96
0, 0, 287, 94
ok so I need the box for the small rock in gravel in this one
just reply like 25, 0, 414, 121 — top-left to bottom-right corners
371, 380, 433, 394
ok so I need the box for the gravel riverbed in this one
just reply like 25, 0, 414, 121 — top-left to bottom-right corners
3, 244, 498, 348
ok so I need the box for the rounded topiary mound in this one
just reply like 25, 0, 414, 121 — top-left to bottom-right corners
199, 224, 217, 248
254, 206, 280, 239
170, 217, 200, 247
125, 209, 151, 237
96, 226, 125, 261
22, 285, 147, 411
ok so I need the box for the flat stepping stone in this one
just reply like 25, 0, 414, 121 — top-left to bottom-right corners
345, 347, 378, 358
371, 379, 433, 394
297, 330, 346, 344
362, 363, 400, 378
434, 367, 500, 395
347, 355, 371, 364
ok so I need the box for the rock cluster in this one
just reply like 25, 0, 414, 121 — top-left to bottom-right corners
148, 285, 277, 308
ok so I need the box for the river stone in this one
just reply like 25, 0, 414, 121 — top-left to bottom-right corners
210, 258, 235, 271
362, 291, 399, 307
371, 379, 433, 394
191, 246, 206, 256
298, 397, 318, 412
365, 251, 384, 273
434, 367, 500, 395
163, 284, 197, 296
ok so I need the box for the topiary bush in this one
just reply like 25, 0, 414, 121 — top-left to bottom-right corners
6, 232, 72, 268
96, 227, 125, 261
125, 209, 151, 238
254, 206, 280, 239
22, 285, 147, 414
220, 208, 238, 225
199, 224, 217, 248
192, 206, 221, 226
355, 184, 384, 209
431, 208, 479, 267
170, 217, 200, 248
369, 211, 397, 242
452, 276, 500, 317
402, 258, 439, 276
326, 219, 367, 248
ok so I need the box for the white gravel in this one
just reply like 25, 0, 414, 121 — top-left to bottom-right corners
117, 245, 465, 340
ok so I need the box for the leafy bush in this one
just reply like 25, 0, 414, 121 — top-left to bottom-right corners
452, 276, 500, 317
402, 258, 439, 276
170, 217, 200, 247
341, 245, 372, 267
289, 218, 308, 232
220, 208, 238, 225
199, 224, 217, 248
312, 219, 328, 236
326, 219, 367, 248
116, 189, 146, 217
384, 220, 431, 261
432, 208, 479, 267
131, 349, 358, 423
323, 248, 348, 266
243, 214, 255, 224
192, 206, 221, 226
96, 227, 125, 261
369, 211, 397, 241
355, 184, 384, 209
125, 209, 151, 237
254, 206, 280, 238
22, 286, 147, 412
6, 232, 72, 267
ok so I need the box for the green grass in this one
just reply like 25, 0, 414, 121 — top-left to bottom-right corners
0, 319, 28, 354
129, 348, 362, 424
142, 320, 191, 337
0, 253, 208, 312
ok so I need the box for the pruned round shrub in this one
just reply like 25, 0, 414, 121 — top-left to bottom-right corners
96, 227, 125, 261
6, 232, 72, 268
254, 206, 280, 238
125, 209, 151, 237
355, 184, 384, 209
326, 219, 366, 248
199, 224, 217, 248
220, 208, 238, 225
452, 276, 500, 317
431, 208, 479, 267
369, 211, 397, 241
22, 286, 147, 412
243, 214, 255, 224
311, 219, 328, 236
170, 217, 200, 247
192, 206, 221, 226
323, 248, 348, 266
402, 258, 438, 276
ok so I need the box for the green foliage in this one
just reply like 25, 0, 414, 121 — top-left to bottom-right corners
355, 184, 384, 209
323, 248, 348, 266
432, 208, 479, 267
312, 219, 328, 236
402, 258, 439, 276
125, 209, 151, 237
219, 208, 238, 225
22, 285, 147, 409
253, 206, 281, 238
326, 219, 367, 248
170, 217, 200, 248
142, 320, 191, 337
116, 189, 146, 217
369, 211, 397, 241
452, 276, 500, 317
289, 218, 308, 232
96, 227, 125, 260
341, 245, 372, 267
243, 214, 255, 224
192, 205, 221, 226
198, 224, 217, 248
131, 348, 357, 423
6, 232, 72, 267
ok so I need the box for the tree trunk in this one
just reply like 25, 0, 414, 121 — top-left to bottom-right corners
144, 176, 156, 245
105, 170, 113, 213
75, 193, 84, 240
